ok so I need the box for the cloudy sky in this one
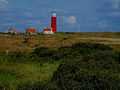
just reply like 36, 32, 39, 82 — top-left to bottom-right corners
0, 0, 120, 32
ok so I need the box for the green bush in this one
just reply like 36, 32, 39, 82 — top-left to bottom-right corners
32, 47, 53, 57
57, 43, 113, 60
32, 47, 63, 61
32, 43, 114, 61
0, 43, 119, 90
48, 43, 120, 90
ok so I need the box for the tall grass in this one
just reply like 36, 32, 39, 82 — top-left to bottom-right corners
0, 52, 61, 90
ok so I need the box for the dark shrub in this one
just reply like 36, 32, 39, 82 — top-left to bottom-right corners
51, 60, 120, 89
32, 47, 64, 61
32, 43, 113, 61
7, 52, 29, 62
58, 43, 113, 59
32, 47, 53, 57
48, 43, 120, 90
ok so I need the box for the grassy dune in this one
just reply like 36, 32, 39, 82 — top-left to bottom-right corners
0, 60, 60, 89
0, 32, 120, 53
0, 32, 119, 89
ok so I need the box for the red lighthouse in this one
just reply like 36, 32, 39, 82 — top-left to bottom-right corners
51, 13, 57, 33
43, 12, 57, 34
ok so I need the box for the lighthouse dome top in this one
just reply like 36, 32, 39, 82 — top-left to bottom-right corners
52, 13, 56, 17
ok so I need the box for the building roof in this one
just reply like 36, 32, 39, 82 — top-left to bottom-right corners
26, 27, 36, 33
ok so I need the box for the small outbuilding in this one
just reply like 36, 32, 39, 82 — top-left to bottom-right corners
8, 27, 18, 35
43, 27, 54, 34
26, 27, 37, 35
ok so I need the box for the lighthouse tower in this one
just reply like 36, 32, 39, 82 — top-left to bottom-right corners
51, 12, 57, 33
43, 12, 57, 34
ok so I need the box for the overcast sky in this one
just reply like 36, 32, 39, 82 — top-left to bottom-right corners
0, 0, 120, 32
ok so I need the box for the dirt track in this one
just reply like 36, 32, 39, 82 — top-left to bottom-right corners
77, 37, 120, 45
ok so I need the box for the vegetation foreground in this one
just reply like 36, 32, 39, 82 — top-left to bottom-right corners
0, 32, 119, 90
0, 42, 119, 90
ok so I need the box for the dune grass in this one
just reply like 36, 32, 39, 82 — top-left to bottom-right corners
0, 32, 120, 53
0, 60, 60, 89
